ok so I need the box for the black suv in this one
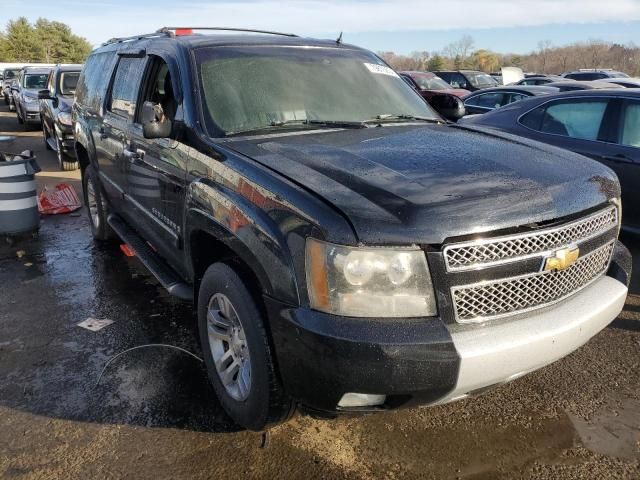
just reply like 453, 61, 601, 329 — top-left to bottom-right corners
74, 28, 631, 430
39, 64, 82, 171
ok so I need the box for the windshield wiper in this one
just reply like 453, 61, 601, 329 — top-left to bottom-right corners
364, 114, 444, 125
269, 119, 367, 129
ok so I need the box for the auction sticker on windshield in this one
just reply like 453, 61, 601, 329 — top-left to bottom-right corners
364, 63, 399, 78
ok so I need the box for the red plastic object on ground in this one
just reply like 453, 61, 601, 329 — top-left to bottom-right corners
37, 184, 81, 215
120, 244, 136, 257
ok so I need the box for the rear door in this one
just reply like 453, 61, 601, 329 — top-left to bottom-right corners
98, 54, 147, 212
602, 98, 640, 230
123, 54, 188, 274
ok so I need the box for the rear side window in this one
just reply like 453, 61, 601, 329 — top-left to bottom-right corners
465, 92, 504, 109
108, 57, 146, 119
520, 99, 609, 140
620, 102, 640, 148
76, 52, 118, 112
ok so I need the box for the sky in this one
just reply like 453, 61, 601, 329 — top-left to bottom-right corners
7, 0, 640, 54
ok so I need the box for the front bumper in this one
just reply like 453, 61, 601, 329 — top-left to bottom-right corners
23, 105, 41, 124
267, 241, 630, 414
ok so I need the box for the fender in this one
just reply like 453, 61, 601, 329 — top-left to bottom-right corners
73, 107, 97, 166
185, 179, 301, 306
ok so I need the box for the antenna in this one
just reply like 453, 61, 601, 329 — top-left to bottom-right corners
336, 31, 343, 45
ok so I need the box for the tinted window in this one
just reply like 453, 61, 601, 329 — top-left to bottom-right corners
533, 100, 609, 139
620, 102, 640, 148
449, 73, 469, 89
506, 93, 529, 104
465, 92, 505, 109
76, 52, 118, 112
108, 57, 146, 119
565, 73, 606, 81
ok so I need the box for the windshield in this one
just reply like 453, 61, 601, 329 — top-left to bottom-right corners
59, 72, 80, 96
410, 75, 453, 90
196, 46, 438, 135
466, 72, 499, 88
24, 73, 48, 89
5, 70, 18, 79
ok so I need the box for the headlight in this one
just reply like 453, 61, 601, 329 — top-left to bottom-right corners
57, 112, 72, 126
23, 95, 37, 104
305, 238, 437, 318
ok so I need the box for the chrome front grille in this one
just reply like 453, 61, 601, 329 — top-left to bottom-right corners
444, 206, 618, 272
451, 241, 614, 324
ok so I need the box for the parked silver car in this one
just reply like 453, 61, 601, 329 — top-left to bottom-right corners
3, 68, 21, 109
11, 67, 52, 126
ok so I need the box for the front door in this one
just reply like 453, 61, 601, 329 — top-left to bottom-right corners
123, 55, 188, 275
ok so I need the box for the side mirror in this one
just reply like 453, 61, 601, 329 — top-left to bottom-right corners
38, 89, 53, 100
141, 101, 172, 139
429, 94, 466, 122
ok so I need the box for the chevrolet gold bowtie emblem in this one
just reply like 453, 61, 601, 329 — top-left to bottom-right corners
543, 245, 580, 272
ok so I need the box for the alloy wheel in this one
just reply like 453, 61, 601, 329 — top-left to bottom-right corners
207, 293, 252, 401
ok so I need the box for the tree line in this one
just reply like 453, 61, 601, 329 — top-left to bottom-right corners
379, 36, 640, 76
0, 18, 92, 64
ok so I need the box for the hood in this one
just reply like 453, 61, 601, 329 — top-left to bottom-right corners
57, 96, 73, 112
223, 124, 619, 245
424, 88, 470, 98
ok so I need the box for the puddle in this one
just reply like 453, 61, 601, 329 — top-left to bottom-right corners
568, 398, 640, 461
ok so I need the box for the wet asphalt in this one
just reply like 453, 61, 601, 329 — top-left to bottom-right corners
0, 103, 638, 479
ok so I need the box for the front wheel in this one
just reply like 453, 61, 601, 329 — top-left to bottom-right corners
82, 165, 114, 242
198, 263, 294, 430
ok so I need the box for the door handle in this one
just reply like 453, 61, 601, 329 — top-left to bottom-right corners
123, 147, 146, 162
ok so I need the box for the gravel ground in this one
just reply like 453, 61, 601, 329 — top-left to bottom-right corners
0, 103, 638, 479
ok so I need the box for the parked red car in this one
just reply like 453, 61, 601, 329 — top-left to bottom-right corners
400, 71, 470, 102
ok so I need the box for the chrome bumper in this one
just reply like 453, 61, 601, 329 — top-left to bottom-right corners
437, 275, 627, 404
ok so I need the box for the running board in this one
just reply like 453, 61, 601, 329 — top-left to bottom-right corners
107, 214, 193, 301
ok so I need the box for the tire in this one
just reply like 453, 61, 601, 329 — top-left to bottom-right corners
9, 100, 14, 112
3, 94, 7, 105
82, 165, 115, 242
42, 124, 53, 150
55, 132, 78, 171
197, 263, 294, 430
16, 107, 23, 124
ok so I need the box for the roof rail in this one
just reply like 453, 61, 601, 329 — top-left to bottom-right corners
102, 30, 175, 46
157, 27, 298, 38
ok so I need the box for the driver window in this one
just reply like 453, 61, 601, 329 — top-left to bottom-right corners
139, 57, 178, 126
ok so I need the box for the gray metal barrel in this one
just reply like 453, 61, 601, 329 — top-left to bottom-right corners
0, 155, 41, 235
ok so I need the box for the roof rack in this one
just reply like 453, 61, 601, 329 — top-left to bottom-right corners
102, 30, 174, 46
157, 27, 298, 38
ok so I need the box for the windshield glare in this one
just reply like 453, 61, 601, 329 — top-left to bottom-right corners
467, 73, 499, 88
59, 72, 80, 96
24, 74, 48, 89
410, 75, 452, 90
196, 46, 439, 135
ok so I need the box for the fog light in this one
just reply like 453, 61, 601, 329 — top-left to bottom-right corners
338, 393, 386, 408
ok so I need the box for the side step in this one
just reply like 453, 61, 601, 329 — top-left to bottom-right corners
107, 214, 193, 301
